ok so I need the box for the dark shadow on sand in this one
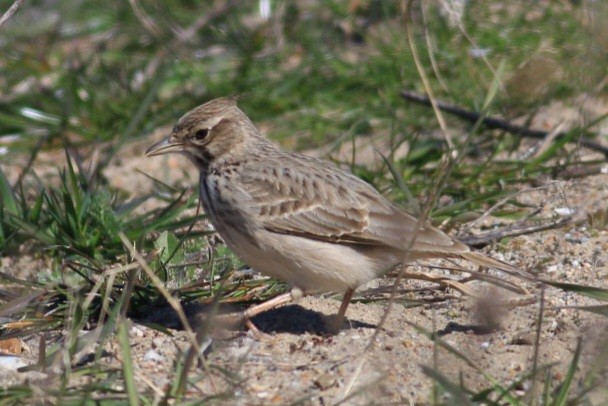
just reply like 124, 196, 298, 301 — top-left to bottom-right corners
436, 321, 497, 336
251, 304, 375, 335
134, 301, 375, 335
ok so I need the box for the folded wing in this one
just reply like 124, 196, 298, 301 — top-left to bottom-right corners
238, 156, 468, 255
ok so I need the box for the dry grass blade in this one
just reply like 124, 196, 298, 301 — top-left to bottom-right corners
395, 269, 480, 297
388, 265, 531, 296
0, 0, 25, 28
0, 290, 45, 318
459, 184, 555, 235
128, 0, 163, 38
530, 284, 545, 403
117, 232, 217, 392
420, 3, 449, 92
404, 3, 453, 149
342, 1, 458, 399
82, 262, 141, 310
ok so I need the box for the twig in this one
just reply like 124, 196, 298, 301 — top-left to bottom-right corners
0, 0, 24, 29
458, 216, 575, 247
557, 164, 608, 179
400, 90, 608, 157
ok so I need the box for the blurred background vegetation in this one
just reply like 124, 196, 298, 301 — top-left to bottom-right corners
1, 0, 607, 261
0, 0, 607, 403
2, 0, 605, 152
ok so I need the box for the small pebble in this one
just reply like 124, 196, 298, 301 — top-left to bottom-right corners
130, 326, 145, 338
314, 372, 336, 390
0, 356, 27, 370
469, 47, 491, 58
143, 350, 164, 362
152, 337, 165, 348
554, 207, 574, 216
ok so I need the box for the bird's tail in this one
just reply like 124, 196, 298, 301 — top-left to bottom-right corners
459, 251, 536, 281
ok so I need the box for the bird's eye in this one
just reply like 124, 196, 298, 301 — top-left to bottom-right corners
194, 128, 209, 140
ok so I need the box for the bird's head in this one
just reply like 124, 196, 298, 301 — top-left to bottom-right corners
145, 96, 258, 169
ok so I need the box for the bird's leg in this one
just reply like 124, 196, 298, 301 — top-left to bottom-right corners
243, 287, 304, 320
330, 288, 354, 332
239, 288, 304, 337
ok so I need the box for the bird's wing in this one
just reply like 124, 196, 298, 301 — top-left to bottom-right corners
238, 156, 467, 255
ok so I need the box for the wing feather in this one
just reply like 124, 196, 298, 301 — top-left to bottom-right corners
238, 156, 467, 254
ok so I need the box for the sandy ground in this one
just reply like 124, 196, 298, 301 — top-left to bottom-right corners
1, 98, 608, 404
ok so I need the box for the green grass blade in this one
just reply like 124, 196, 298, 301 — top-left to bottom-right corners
420, 365, 473, 406
552, 338, 582, 406
118, 318, 140, 406
0, 166, 18, 215
481, 58, 506, 112
380, 152, 421, 216
541, 279, 608, 302
567, 305, 608, 316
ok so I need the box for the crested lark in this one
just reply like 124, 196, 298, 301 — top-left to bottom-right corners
146, 97, 532, 329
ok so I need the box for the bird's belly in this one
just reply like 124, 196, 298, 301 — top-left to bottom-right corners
220, 227, 404, 293
200, 175, 405, 292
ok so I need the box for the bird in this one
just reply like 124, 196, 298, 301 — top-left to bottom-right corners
145, 96, 533, 330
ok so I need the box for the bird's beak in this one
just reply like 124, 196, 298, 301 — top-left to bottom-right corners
145, 137, 184, 157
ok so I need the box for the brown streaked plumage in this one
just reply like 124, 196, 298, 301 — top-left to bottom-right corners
146, 97, 533, 330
